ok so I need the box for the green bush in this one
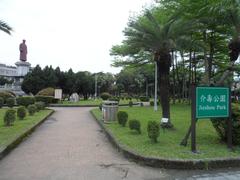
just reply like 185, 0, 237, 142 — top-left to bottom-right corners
139, 96, 150, 102
6, 98, 15, 108
147, 121, 160, 143
150, 101, 154, 106
129, 119, 141, 134
108, 97, 120, 102
52, 98, 59, 104
28, 104, 37, 116
37, 87, 55, 96
4, 109, 16, 126
117, 111, 128, 127
0, 91, 15, 103
129, 101, 133, 107
35, 95, 54, 105
35, 101, 45, 111
16, 96, 35, 107
99, 103, 103, 111
211, 103, 240, 145
0, 97, 3, 108
17, 106, 27, 120
100, 92, 111, 100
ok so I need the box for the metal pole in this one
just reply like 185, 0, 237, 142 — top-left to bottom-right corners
154, 62, 158, 111
191, 84, 197, 153
227, 87, 233, 150
95, 74, 97, 99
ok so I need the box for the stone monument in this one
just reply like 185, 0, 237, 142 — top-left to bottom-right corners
15, 39, 31, 77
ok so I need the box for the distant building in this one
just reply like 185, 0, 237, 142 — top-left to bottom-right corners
0, 61, 31, 95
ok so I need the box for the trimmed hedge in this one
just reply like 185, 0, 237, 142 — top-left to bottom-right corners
37, 87, 55, 96
35, 96, 54, 105
0, 91, 15, 103
6, 98, 15, 108
35, 101, 45, 111
16, 96, 35, 107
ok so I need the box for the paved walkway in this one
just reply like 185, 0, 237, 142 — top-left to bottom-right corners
0, 107, 240, 180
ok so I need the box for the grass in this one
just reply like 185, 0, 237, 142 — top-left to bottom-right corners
61, 98, 139, 106
0, 108, 53, 151
91, 104, 240, 160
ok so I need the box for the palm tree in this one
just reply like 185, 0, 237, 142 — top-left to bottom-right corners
111, 8, 192, 127
0, 20, 12, 35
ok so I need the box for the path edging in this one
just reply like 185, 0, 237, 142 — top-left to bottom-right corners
90, 110, 240, 170
0, 110, 55, 161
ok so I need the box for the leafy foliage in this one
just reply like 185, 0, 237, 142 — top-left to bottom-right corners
6, 98, 15, 108
117, 111, 128, 127
17, 106, 27, 120
27, 104, 37, 116
147, 121, 160, 143
16, 96, 35, 107
129, 119, 141, 134
4, 109, 16, 126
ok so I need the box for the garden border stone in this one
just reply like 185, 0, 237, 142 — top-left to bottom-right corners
90, 110, 240, 170
0, 109, 54, 161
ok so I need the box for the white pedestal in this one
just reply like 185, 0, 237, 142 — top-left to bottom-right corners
15, 61, 31, 77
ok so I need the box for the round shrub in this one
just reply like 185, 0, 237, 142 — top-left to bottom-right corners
129, 101, 133, 107
37, 87, 55, 96
117, 111, 128, 127
28, 104, 37, 116
16, 96, 35, 107
4, 109, 16, 126
6, 98, 15, 108
100, 92, 111, 100
0, 97, 3, 108
17, 106, 27, 120
147, 121, 160, 143
150, 101, 154, 106
35, 101, 45, 111
129, 119, 141, 134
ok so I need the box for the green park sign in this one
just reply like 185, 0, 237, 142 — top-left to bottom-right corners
196, 87, 229, 119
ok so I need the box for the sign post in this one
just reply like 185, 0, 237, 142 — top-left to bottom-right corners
191, 86, 231, 153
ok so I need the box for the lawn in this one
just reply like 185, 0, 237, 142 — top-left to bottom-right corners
91, 104, 240, 160
0, 108, 53, 151
61, 98, 139, 106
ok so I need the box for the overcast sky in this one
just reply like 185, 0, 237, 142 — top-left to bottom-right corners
0, 0, 154, 74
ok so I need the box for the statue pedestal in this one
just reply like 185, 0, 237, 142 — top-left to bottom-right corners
15, 61, 31, 77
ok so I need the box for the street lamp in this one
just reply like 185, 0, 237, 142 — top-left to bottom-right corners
154, 61, 158, 111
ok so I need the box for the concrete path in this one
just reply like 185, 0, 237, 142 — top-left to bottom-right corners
0, 107, 240, 180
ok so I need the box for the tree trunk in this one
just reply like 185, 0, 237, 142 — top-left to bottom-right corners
172, 51, 176, 105
156, 52, 173, 128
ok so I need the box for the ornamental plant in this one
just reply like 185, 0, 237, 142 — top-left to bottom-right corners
17, 106, 27, 120
6, 97, 15, 108
129, 119, 141, 134
4, 109, 16, 126
129, 101, 133, 107
117, 111, 128, 127
28, 104, 37, 116
147, 121, 160, 143
0, 97, 3, 108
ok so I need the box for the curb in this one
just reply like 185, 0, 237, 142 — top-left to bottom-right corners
90, 110, 240, 170
0, 110, 55, 161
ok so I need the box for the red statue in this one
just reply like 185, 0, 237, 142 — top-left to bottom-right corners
19, 39, 27, 61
